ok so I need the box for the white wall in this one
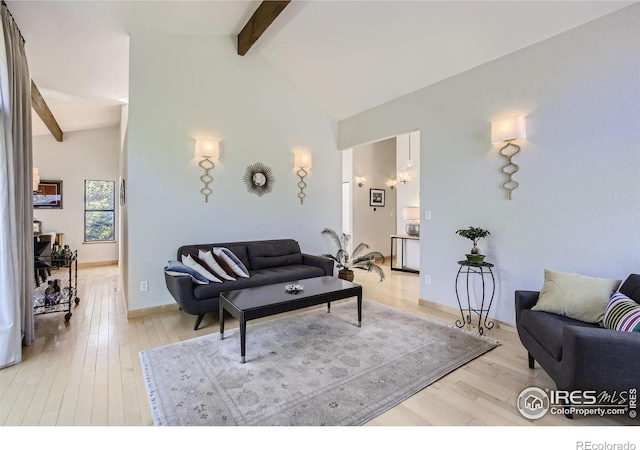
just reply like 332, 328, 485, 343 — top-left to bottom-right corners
119, 105, 129, 301
338, 4, 640, 325
351, 138, 397, 258
395, 131, 420, 269
341, 148, 353, 237
33, 126, 120, 264
126, 34, 342, 311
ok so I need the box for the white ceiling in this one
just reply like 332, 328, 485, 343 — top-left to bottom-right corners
5, 0, 634, 137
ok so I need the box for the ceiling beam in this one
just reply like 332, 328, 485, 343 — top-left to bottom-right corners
237, 0, 290, 56
30, 80, 63, 142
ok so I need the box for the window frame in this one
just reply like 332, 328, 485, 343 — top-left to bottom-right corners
83, 179, 116, 243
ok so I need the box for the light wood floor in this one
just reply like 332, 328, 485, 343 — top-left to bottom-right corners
0, 262, 633, 427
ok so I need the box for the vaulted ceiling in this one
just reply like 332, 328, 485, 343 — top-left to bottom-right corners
6, 0, 634, 138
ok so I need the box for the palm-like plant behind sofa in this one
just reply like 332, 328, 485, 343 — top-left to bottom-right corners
321, 228, 385, 282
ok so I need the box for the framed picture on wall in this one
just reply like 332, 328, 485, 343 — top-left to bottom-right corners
34, 180, 63, 209
369, 188, 385, 207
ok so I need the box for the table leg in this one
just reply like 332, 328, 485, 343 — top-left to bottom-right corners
219, 301, 225, 340
357, 292, 362, 327
390, 237, 394, 271
240, 312, 246, 364
402, 238, 406, 270
327, 302, 330, 313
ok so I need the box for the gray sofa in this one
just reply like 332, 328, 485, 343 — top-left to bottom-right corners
515, 274, 640, 406
164, 239, 334, 330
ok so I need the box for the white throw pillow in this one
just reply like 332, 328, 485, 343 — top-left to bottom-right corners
198, 249, 236, 281
532, 269, 621, 323
181, 254, 222, 283
213, 247, 250, 278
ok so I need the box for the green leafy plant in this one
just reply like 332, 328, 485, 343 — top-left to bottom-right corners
456, 226, 490, 253
321, 228, 385, 282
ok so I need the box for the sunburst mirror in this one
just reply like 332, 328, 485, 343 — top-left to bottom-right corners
243, 162, 275, 197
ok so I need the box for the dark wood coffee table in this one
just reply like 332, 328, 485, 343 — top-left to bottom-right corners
219, 276, 362, 363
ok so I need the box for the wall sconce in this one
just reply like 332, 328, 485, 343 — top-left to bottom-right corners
402, 206, 420, 237
194, 139, 219, 203
386, 179, 397, 190
293, 152, 312, 205
355, 176, 366, 187
32, 167, 40, 192
491, 116, 526, 200
399, 172, 410, 184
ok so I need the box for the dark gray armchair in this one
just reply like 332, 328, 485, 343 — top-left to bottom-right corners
515, 274, 640, 399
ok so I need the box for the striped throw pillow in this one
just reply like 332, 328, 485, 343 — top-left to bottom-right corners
602, 291, 640, 333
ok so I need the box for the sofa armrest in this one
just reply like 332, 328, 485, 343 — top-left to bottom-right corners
561, 325, 640, 391
302, 253, 334, 276
164, 271, 200, 315
515, 290, 539, 324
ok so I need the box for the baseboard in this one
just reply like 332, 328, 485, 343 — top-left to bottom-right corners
418, 298, 517, 333
127, 302, 180, 319
77, 260, 118, 269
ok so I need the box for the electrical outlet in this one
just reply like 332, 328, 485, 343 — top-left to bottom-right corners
424, 275, 431, 285
140, 281, 149, 292
424, 210, 432, 220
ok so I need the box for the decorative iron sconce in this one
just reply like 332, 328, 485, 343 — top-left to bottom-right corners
491, 116, 526, 200
355, 176, 366, 187
398, 172, 410, 184
293, 152, 312, 204
194, 139, 219, 202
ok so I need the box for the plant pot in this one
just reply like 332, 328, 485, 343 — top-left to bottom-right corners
465, 254, 485, 263
338, 269, 354, 282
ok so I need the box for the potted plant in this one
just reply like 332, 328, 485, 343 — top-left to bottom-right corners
321, 228, 385, 282
455, 226, 490, 263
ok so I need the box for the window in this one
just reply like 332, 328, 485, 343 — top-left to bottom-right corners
84, 180, 115, 242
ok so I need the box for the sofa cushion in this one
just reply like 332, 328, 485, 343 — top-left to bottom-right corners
532, 269, 621, 323
213, 247, 250, 278
223, 245, 251, 272
249, 264, 325, 284
211, 252, 237, 279
198, 249, 236, 281
182, 254, 222, 283
247, 241, 303, 270
165, 260, 210, 285
520, 308, 600, 361
603, 291, 640, 333
192, 264, 326, 300
192, 253, 226, 281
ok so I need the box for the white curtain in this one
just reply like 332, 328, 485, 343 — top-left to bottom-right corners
0, 2, 34, 369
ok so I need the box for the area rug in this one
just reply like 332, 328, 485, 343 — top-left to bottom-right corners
139, 299, 499, 426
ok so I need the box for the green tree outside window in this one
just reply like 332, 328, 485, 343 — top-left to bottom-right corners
84, 180, 115, 242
